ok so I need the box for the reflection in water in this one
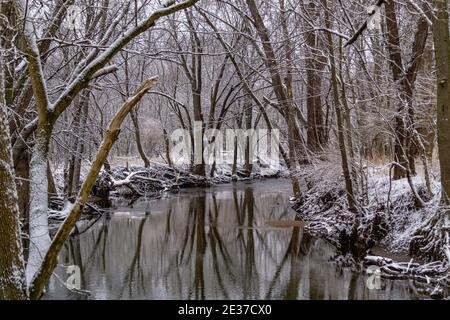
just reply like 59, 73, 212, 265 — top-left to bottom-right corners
46, 180, 418, 300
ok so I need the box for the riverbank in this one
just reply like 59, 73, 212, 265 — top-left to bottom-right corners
92, 162, 283, 198
49, 161, 284, 222
291, 158, 449, 299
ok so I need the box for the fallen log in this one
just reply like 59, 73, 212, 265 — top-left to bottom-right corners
92, 163, 211, 198
363, 254, 450, 299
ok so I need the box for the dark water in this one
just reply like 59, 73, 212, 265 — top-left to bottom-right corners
46, 179, 418, 300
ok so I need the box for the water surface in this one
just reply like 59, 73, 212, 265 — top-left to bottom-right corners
46, 179, 418, 300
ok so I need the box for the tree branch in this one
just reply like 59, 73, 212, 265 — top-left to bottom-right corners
50, 0, 199, 122
344, 0, 386, 47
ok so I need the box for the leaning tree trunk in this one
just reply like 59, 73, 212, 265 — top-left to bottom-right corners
0, 55, 27, 300
246, 0, 301, 198
29, 77, 158, 300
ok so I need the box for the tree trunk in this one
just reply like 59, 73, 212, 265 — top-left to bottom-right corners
243, 100, 253, 178
338, 38, 357, 186
0, 54, 27, 300
385, 1, 428, 181
323, 0, 356, 212
432, 0, 450, 205
163, 128, 173, 168
232, 134, 238, 177
130, 108, 151, 167
385, 0, 408, 180
246, 0, 301, 198
304, 0, 326, 151
26, 127, 52, 285
71, 98, 89, 195
192, 101, 204, 177
15, 151, 30, 230
47, 160, 57, 197
185, 10, 205, 177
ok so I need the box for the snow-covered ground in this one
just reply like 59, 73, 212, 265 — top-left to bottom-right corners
293, 152, 442, 255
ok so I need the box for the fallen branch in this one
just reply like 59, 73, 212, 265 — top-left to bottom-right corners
364, 254, 450, 298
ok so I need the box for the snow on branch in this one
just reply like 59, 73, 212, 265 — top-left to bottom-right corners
90, 65, 118, 81
13, 0, 51, 115
50, 0, 200, 120
405, 0, 433, 27
364, 254, 449, 298
344, 0, 386, 48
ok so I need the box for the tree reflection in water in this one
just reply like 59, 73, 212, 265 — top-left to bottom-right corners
46, 180, 418, 300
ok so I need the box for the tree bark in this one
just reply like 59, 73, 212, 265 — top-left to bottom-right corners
130, 109, 151, 167
385, 1, 429, 180
243, 98, 253, 178
26, 127, 52, 285
304, 0, 327, 152
323, 0, 357, 212
163, 128, 173, 168
0, 52, 27, 300
432, 0, 450, 205
186, 10, 206, 177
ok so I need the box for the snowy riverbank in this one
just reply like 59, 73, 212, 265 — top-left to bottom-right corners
291, 156, 449, 299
